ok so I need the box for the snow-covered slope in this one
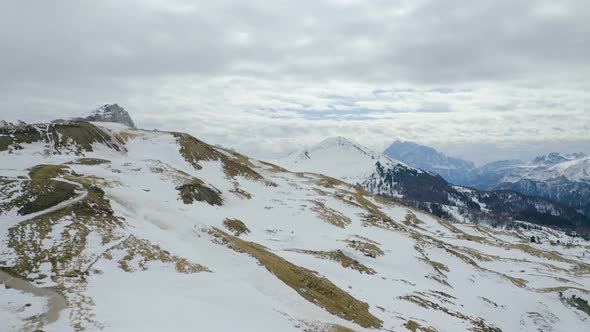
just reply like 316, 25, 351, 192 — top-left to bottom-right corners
2, 122, 590, 332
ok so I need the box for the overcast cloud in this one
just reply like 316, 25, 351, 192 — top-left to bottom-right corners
1, 0, 588, 164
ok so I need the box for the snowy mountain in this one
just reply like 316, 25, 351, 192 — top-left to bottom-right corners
2, 115, 590, 331
278, 138, 590, 232
280, 137, 417, 185
490, 153, 590, 216
381, 141, 590, 218
73, 104, 136, 128
500, 152, 590, 184
384, 141, 475, 185
468, 159, 525, 189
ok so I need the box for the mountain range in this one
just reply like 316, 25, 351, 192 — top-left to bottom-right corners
1, 105, 590, 331
383, 141, 476, 185
279, 137, 590, 234
384, 141, 590, 218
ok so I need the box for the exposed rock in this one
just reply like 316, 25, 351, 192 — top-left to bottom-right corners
78, 104, 136, 128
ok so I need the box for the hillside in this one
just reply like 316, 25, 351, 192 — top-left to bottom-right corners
1, 119, 590, 331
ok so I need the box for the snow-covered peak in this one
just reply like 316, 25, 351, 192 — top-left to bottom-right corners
503, 152, 590, 184
277, 136, 410, 184
77, 104, 136, 128
554, 156, 590, 183
531, 152, 586, 165
308, 136, 380, 158
567, 152, 588, 159
532, 152, 571, 165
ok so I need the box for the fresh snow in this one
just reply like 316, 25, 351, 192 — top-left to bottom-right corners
277, 136, 418, 184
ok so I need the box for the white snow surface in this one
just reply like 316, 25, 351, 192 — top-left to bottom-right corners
503, 153, 590, 184
1, 123, 590, 331
277, 136, 417, 184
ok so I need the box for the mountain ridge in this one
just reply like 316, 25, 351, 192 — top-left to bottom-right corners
381, 140, 590, 219
278, 137, 590, 234
384, 141, 475, 185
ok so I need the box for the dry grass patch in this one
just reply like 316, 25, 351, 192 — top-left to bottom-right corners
404, 320, 438, 332
108, 235, 210, 274
0, 124, 42, 151
258, 160, 289, 173
6, 165, 79, 216
5, 172, 124, 277
289, 249, 376, 275
53, 122, 121, 153
321, 323, 357, 332
345, 239, 384, 258
176, 179, 223, 206
66, 158, 111, 165
310, 200, 352, 228
208, 228, 383, 329
330, 188, 403, 232
223, 218, 250, 236
114, 130, 141, 143
174, 132, 263, 180
538, 286, 590, 294
404, 212, 424, 226
314, 175, 350, 189
400, 294, 500, 332
229, 186, 252, 199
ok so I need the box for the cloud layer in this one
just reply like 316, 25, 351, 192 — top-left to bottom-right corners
1, 0, 588, 163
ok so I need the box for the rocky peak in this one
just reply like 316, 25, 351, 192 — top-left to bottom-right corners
566, 152, 587, 160
81, 104, 136, 128
532, 152, 569, 165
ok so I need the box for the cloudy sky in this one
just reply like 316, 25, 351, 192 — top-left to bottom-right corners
1, 0, 588, 164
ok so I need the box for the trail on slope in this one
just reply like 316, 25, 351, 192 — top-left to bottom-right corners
0, 270, 67, 327
0, 180, 88, 227
0, 179, 88, 328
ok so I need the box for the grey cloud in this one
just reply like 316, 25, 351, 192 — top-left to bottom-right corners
2, 0, 588, 85
0, 0, 588, 164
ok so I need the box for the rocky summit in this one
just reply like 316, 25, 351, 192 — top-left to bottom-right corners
78, 104, 136, 128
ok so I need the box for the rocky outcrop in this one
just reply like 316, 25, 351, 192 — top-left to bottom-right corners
77, 104, 136, 128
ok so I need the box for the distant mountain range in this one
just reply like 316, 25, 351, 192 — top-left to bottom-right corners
278, 138, 590, 234
384, 141, 476, 185
384, 141, 590, 218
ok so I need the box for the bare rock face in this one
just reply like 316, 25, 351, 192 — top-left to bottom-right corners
82, 104, 136, 128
